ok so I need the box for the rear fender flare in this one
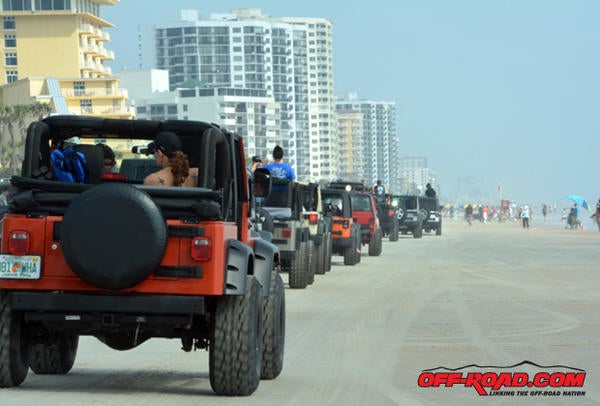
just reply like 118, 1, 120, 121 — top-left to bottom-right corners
224, 239, 253, 295
248, 238, 279, 297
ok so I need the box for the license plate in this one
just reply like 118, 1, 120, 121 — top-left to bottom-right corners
0, 255, 41, 279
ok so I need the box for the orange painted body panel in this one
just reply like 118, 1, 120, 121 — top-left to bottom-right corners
0, 213, 237, 296
330, 216, 353, 239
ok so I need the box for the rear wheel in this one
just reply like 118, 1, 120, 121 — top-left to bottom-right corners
413, 224, 423, 239
210, 276, 262, 396
325, 233, 333, 272
307, 241, 316, 285
0, 291, 30, 387
288, 241, 308, 289
29, 334, 78, 375
436, 223, 442, 236
354, 237, 362, 264
389, 221, 399, 241
368, 229, 383, 256
315, 239, 326, 275
343, 237, 357, 266
261, 270, 285, 380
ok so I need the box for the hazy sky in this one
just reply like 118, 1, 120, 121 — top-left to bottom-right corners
103, 1, 600, 209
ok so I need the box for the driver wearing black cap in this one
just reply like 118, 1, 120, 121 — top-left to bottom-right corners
143, 131, 190, 187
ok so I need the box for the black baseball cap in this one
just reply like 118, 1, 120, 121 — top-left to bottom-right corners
252, 156, 262, 163
147, 131, 181, 158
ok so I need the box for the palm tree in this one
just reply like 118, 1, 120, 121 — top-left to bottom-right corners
0, 102, 54, 175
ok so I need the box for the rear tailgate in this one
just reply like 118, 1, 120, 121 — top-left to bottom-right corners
0, 214, 235, 295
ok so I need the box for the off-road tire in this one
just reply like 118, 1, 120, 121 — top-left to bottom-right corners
261, 270, 285, 380
288, 241, 308, 289
210, 276, 263, 396
413, 224, 423, 239
436, 223, 442, 236
0, 290, 30, 387
325, 233, 333, 272
315, 239, 326, 275
307, 241, 316, 285
29, 334, 79, 375
368, 229, 383, 256
389, 222, 399, 241
354, 237, 362, 264
343, 238, 356, 266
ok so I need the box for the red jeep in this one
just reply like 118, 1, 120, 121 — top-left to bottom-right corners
0, 116, 284, 396
327, 182, 383, 257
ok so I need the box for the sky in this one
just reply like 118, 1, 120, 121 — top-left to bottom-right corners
103, 1, 600, 210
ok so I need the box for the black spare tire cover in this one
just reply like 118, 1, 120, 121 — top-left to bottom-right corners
60, 183, 167, 290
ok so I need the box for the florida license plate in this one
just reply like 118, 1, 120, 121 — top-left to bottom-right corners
0, 255, 41, 279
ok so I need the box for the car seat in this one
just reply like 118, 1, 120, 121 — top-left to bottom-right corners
73, 144, 105, 184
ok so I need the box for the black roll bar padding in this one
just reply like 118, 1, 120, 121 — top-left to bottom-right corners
22, 121, 52, 178
198, 127, 231, 190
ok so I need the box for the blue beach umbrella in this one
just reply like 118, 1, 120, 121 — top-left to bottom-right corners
567, 195, 590, 211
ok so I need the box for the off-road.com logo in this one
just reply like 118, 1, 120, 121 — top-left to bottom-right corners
418, 361, 586, 396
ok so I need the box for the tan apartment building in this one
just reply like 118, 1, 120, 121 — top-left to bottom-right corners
0, 0, 132, 118
336, 109, 364, 182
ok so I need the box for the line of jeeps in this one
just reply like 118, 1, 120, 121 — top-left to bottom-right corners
0, 115, 443, 398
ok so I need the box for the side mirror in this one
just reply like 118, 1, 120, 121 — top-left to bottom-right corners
253, 167, 271, 198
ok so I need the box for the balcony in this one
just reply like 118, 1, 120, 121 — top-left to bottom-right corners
63, 89, 127, 98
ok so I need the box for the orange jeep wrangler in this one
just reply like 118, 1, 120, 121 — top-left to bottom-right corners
327, 182, 383, 257
321, 188, 361, 265
0, 116, 284, 396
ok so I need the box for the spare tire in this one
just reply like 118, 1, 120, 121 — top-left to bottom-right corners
60, 183, 167, 290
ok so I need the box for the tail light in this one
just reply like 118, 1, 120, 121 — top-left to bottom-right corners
388, 210, 394, 216
282, 227, 292, 238
308, 213, 318, 225
101, 173, 127, 181
9, 230, 30, 255
191, 236, 211, 261
343, 220, 350, 229
368, 218, 375, 228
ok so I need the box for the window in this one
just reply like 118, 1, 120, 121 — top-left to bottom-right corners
73, 81, 85, 96
80, 99, 92, 114
3, 17, 15, 30
4, 52, 17, 66
4, 34, 16, 48
5, 70, 17, 83
36, 0, 52, 9
3, 0, 32, 11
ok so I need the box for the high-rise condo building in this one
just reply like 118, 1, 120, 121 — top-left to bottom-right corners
153, 9, 335, 182
336, 109, 364, 182
0, 0, 132, 118
336, 93, 398, 192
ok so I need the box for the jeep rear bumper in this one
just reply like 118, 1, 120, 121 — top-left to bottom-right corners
12, 291, 206, 315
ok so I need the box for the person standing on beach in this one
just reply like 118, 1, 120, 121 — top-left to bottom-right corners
542, 204, 548, 222
593, 199, 600, 232
465, 204, 474, 225
521, 205, 531, 229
